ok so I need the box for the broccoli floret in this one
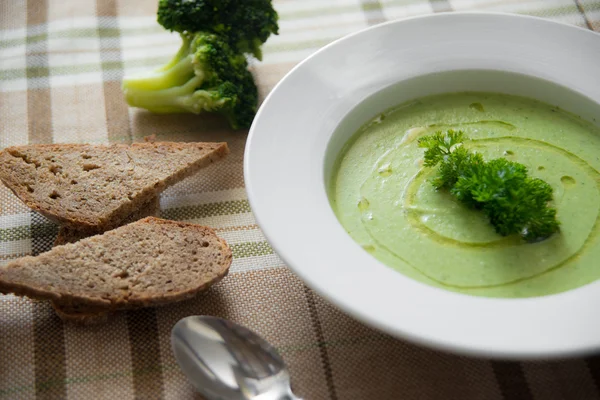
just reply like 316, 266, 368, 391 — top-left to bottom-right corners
157, 0, 279, 60
122, 32, 257, 130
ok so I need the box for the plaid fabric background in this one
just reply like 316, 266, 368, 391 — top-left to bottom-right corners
1, 0, 600, 399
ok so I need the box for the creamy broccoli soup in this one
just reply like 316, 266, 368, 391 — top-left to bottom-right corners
329, 92, 600, 297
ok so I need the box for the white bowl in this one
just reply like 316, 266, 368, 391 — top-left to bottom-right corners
244, 12, 600, 359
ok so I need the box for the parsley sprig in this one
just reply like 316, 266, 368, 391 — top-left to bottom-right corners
418, 130, 560, 242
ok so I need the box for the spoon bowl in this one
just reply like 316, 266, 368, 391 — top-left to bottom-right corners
171, 316, 301, 400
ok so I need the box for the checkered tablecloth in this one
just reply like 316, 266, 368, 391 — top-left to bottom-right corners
2, 1, 600, 399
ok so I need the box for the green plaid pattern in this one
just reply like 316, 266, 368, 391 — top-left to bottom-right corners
1, 0, 600, 399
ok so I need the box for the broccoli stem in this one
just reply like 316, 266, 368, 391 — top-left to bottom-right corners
123, 75, 204, 114
122, 36, 194, 91
122, 56, 195, 92
155, 34, 192, 72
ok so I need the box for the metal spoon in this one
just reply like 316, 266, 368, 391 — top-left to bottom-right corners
171, 316, 302, 400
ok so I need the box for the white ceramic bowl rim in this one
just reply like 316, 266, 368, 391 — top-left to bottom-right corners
245, 12, 600, 359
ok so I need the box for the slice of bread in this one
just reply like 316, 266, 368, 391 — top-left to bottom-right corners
0, 217, 232, 311
52, 196, 161, 322
53, 196, 161, 246
0, 142, 228, 231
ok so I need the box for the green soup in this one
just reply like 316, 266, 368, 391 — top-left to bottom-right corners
329, 92, 600, 298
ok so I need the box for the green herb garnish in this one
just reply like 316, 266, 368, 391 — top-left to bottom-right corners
418, 130, 560, 242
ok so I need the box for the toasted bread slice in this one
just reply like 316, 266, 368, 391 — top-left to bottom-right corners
0, 142, 228, 231
0, 217, 232, 311
52, 197, 161, 321
53, 196, 161, 246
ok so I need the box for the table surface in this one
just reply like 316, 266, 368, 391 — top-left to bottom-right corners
1, 1, 600, 399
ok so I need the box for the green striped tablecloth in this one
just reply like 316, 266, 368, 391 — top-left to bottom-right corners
1, 1, 600, 399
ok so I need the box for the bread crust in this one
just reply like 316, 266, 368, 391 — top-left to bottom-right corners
53, 196, 161, 246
